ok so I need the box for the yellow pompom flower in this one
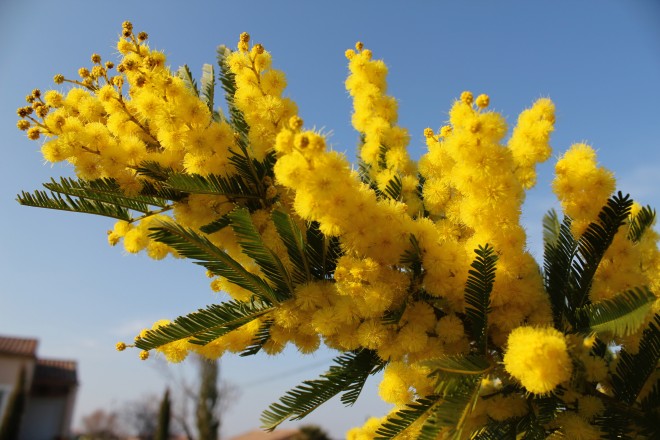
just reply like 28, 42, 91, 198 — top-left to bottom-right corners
504, 326, 573, 394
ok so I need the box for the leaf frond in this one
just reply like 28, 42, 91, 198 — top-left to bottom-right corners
228, 207, 293, 299
464, 244, 498, 353
17, 189, 132, 221
628, 205, 656, 243
571, 191, 633, 310
176, 64, 199, 96
134, 299, 273, 350
200, 63, 215, 113
611, 313, 660, 405
424, 355, 491, 376
43, 177, 170, 210
271, 210, 311, 284
374, 395, 441, 440
148, 221, 278, 304
542, 209, 560, 248
165, 172, 260, 200
575, 286, 656, 337
260, 349, 384, 431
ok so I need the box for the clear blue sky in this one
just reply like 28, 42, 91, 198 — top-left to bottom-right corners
1, 1, 658, 437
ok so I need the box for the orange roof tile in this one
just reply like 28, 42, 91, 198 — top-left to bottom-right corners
0, 335, 38, 357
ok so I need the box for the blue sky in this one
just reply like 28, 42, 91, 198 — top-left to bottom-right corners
1, 1, 658, 437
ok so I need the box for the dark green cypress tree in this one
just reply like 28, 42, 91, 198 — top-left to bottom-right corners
0, 366, 28, 440
154, 388, 171, 440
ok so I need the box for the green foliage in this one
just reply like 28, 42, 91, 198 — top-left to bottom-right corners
423, 355, 491, 376
571, 192, 633, 310
260, 349, 385, 431
628, 205, 656, 243
228, 207, 293, 298
610, 314, 660, 405
272, 210, 312, 284
177, 64, 199, 96
575, 286, 656, 337
543, 192, 636, 331
149, 221, 279, 304
134, 299, 273, 349
305, 221, 342, 280
17, 186, 134, 221
201, 63, 216, 114
464, 245, 497, 354
375, 396, 442, 440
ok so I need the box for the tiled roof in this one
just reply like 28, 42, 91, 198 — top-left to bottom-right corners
0, 335, 38, 357
33, 358, 78, 386
229, 429, 301, 440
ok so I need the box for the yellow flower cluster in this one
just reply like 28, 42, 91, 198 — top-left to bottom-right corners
19, 26, 660, 439
418, 93, 555, 343
553, 143, 616, 237
345, 43, 421, 215
503, 326, 573, 394
226, 33, 298, 161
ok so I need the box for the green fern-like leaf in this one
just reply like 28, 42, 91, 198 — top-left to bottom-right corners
575, 286, 656, 337
260, 349, 384, 431
470, 421, 517, 440
199, 214, 231, 235
571, 191, 633, 310
424, 355, 491, 376
542, 209, 561, 248
228, 207, 293, 299
148, 221, 278, 304
17, 189, 132, 221
611, 313, 660, 405
628, 205, 656, 243
271, 210, 311, 284
239, 319, 274, 357
134, 299, 273, 350
165, 172, 260, 201
464, 244, 498, 353
217, 45, 249, 141
375, 396, 442, 440
383, 174, 403, 201
200, 63, 215, 113
177, 64, 199, 96
305, 221, 342, 280
43, 177, 170, 210
543, 214, 578, 329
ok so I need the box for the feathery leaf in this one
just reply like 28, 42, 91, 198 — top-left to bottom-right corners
542, 209, 560, 248
611, 314, 660, 405
571, 191, 633, 310
375, 396, 442, 440
575, 286, 656, 337
260, 349, 384, 431
17, 189, 132, 221
271, 209, 311, 284
464, 244, 497, 353
149, 221, 278, 304
628, 205, 656, 243
177, 64, 199, 96
134, 299, 273, 349
423, 355, 491, 376
200, 63, 215, 113
43, 177, 170, 210
228, 207, 293, 299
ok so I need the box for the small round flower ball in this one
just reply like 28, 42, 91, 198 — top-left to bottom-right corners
503, 326, 573, 394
